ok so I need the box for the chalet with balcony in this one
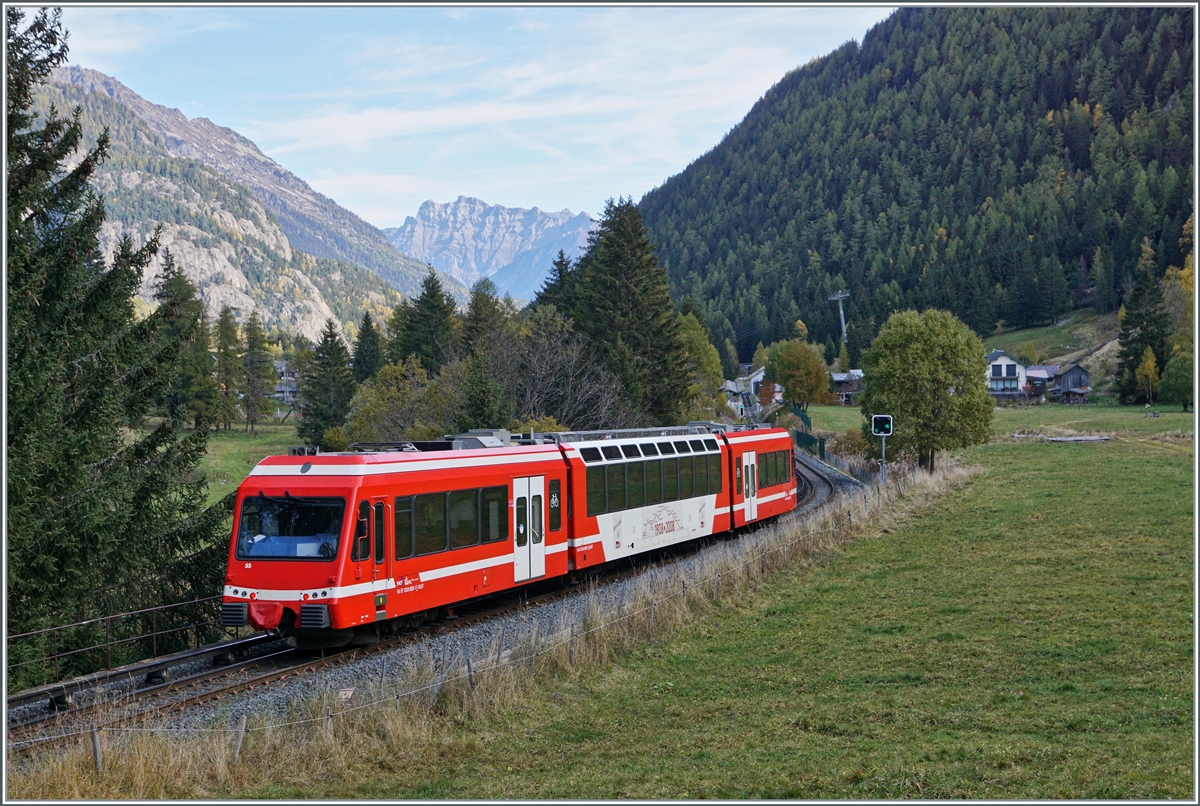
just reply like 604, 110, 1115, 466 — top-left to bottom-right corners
986, 350, 1027, 400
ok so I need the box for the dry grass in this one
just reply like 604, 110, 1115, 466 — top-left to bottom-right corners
7, 463, 977, 799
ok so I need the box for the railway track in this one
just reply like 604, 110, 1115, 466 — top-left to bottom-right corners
8, 451, 843, 755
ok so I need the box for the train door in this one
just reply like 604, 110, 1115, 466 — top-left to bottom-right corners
370, 498, 389, 618
743, 452, 758, 521
513, 476, 546, 582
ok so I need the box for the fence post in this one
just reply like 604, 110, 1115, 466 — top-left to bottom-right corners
848, 510, 853, 531
467, 656, 476, 691
91, 725, 103, 773
325, 708, 333, 738
379, 657, 387, 694
53, 630, 58, 681
569, 625, 576, 667
713, 571, 719, 600
152, 610, 157, 658
232, 714, 247, 764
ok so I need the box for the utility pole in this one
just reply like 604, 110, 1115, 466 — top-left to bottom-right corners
827, 289, 849, 345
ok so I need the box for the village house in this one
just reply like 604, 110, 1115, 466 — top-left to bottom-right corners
986, 350, 1027, 401
273, 359, 299, 403
830, 369, 864, 405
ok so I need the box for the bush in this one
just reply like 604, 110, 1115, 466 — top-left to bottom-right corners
831, 427, 869, 456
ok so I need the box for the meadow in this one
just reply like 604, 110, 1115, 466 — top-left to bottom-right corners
9, 406, 1192, 798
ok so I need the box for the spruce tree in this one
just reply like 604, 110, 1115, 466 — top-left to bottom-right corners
394, 268, 459, 372
1116, 238, 1171, 402
240, 309, 276, 433
298, 319, 356, 448
534, 249, 577, 313
213, 305, 242, 430
352, 311, 385, 383
6, 8, 230, 669
462, 277, 506, 356
153, 249, 217, 428
385, 299, 411, 365
572, 197, 688, 423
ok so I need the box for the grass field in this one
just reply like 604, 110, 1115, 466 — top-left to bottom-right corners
327, 431, 1188, 799
982, 310, 1120, 364
201, 423, 299, 504
12, 408, 1193, 798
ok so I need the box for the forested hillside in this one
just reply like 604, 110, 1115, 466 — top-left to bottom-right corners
640, 7, 1193, 365
32, 78, 403, 342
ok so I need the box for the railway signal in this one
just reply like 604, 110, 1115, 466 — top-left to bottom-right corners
871, 414, 892, 485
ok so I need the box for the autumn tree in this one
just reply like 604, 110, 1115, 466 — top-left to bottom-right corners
857, 309, 992, 472
1135, 347, 1160, 405
766, 340, 832, 412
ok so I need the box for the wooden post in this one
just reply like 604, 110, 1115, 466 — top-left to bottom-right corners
325, 707, 333, 738
379, 657, 387, 694
91, 725, 103, 773
152, 610, 157, 658
713, 571, 719, 600
569, 625, 575, 667
848, 510, 853, 531
650, 598, 655, 626
232, 714, 247, 764
105, 619, 111, 671
761, 546, 766, 575
467, 656, 476, 691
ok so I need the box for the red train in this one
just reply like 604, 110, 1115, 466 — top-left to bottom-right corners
221, 424, 798, 647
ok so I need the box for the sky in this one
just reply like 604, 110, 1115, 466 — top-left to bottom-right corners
56, 4, 896, 229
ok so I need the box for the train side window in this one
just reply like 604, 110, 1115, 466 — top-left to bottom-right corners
663, 457, 678, 501
627, 461, 645, 508
481, 486, 508, 542
531, 495, 543, 544
689, 439, 706, 453
586, 466, 607, 517
694, 453, 708, 495
678, 455, 694, 498
373, 502, 385, 564
395, 497, 413, 559
449, 489, 479, 550
548, 479, 561, 531
645, 459, 662, 504
621, 444, 641, 458
601, 445, 622, 461
657, 441, 675, 455
607, 463, 627, 512
673, 440, 692, 454
414, 493, 447, 555
736, 461, 743, 495
640, 443, 659, 456
760, 454, 770, 488
709, 454, 722, 493
353, 501, 370, 561
757, 454, 767, 489
516, 497, 528, 548
785, 450, 792, 481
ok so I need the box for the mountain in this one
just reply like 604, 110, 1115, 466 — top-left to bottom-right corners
31, 72, 416, 343
639, 7, 1193, 364
383, 196, 596, 300
50, 66, 467, 305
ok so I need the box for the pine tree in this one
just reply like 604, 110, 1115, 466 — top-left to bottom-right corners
213, 305, 242, 430
572, 197, 689, 423
351, 311, 385, 383
6, 8, 230, 667
457, 353, 510, 431
394, 268, 459, 372
241, 309, 275, 433
298, 319, 356, 448
385, 299, 411, 365
1116, 238, 1171, 402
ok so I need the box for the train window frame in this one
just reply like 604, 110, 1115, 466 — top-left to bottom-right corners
645, 459, 662, 505
353, 501, 371, 562
481, 486, 508, 543
235, 496, 346, 562
586, 466, 606, 517
663, 457, 678, 501
627, 461, 645, 508
607, 462, 627, 512
394, 496, 413, 559
695, 453, 708, 494
580, 447, 602, 463
678, 455, 694, 498
531, 495, 543, 544
448, 489, 480, 550
673, 440, 692, 454
601, 445, 622, 461
414, 493, 448, 556
548, 479, 561, 531
373, 502, 385, 564
689, 439, 706, 453
736, 462, 743, 495
704, 438, 719, 452
657, 441, 676, 455
516, 496, 528, 548
640, 443, 659, 456
621, 444, 642, 458
708, 454, 723, 493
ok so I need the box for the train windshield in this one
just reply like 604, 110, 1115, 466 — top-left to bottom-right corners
236, 497, 345, 561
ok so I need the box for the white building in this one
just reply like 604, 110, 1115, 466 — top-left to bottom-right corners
986, 350, 1027, 400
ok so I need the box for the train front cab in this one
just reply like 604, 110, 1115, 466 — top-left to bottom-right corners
221, 447, 569, 647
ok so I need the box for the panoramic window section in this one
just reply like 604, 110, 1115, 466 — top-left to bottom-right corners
640, 443, 659, 456
673, 440, 692, 454
607, 463, 627, 512
657, 442, 676, 455
695, 454, 708, 495
601, 445, 622, 461
645, 459, 662, 504
689, 439, 706, 453
663, 458, 678, 500
586, 466, 607, 517
678, 455, 694, 498
236, 497, 345, 561
708, 454, 723, 493
704, 439, 719, 452
580, 447, 602, 463
374, 502, 385, 564
627, 461, 645, 508
622, 444, 642, 458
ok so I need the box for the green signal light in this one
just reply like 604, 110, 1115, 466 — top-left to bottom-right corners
871, 415, 892, 437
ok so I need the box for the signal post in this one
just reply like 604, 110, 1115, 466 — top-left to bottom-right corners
871, 414, 892, 486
